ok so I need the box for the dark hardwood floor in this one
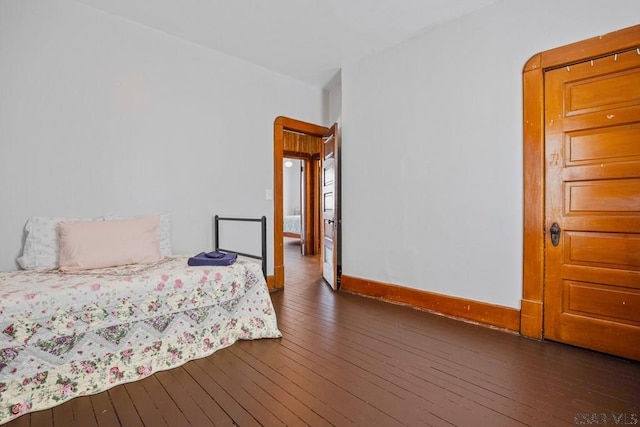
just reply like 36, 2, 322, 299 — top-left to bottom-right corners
6, 238, 639, 426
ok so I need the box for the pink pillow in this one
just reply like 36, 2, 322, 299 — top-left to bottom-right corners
58, 216, 161, 271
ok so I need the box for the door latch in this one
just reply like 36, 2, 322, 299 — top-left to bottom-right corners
550, 222, 561, 247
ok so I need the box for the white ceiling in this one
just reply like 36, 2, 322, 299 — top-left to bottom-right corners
74, 0, 498, 88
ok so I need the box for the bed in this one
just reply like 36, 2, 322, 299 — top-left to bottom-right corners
284, 214, 301, 238
0, 215, 281, 424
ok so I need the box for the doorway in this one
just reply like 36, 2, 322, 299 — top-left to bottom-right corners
521, 24, 640, 360
273, 117, 328, 290
283, 156, 312, 278
283, 157, 303, 245
282, 154, 320, 257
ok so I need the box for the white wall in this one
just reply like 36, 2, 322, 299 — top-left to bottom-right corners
325, 70, 342, 126
0, 0, 324, 271
341, 0, 640, 308
283, 159, 301, 216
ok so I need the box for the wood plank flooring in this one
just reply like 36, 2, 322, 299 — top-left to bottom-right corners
5, 238, 639, 426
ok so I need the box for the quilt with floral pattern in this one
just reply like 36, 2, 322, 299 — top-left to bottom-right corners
0, 256, 281, 424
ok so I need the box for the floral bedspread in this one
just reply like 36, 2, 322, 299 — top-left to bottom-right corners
0, 256, 281, 424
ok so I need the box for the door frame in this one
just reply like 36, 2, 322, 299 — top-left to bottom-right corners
273, 116, 330, 290
520, 24, 640, 338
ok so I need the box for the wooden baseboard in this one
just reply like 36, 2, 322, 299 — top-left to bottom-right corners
273, 264, 284, 289
341, 275, 521, 332
519, 299, 543, 339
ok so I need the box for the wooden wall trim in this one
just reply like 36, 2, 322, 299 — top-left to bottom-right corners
521, 24, 640, 339
521, 60, 545, 339
520, 299, 543, 338
275, 116, 328, 137
539, 25, 640, 70
283, 131, 322, 154
342, 275, 521, 332
273, 120, 284, 290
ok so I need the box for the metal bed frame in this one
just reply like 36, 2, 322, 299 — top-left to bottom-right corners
213, 215, 267, 279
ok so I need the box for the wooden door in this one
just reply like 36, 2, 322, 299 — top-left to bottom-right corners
322, 124, 340, 290
543, 48, 640, 360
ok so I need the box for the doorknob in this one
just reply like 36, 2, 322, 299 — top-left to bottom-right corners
550, 222, 561, 247
327, 219, 335, 224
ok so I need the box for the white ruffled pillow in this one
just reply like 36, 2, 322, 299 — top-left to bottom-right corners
17, 216, 96, 270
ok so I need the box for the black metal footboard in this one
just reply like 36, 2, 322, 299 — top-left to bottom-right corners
214, 215, 267, 279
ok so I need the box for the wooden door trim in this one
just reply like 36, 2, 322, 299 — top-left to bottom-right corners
274, 116, 329, 290
521, 24, 640, 338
